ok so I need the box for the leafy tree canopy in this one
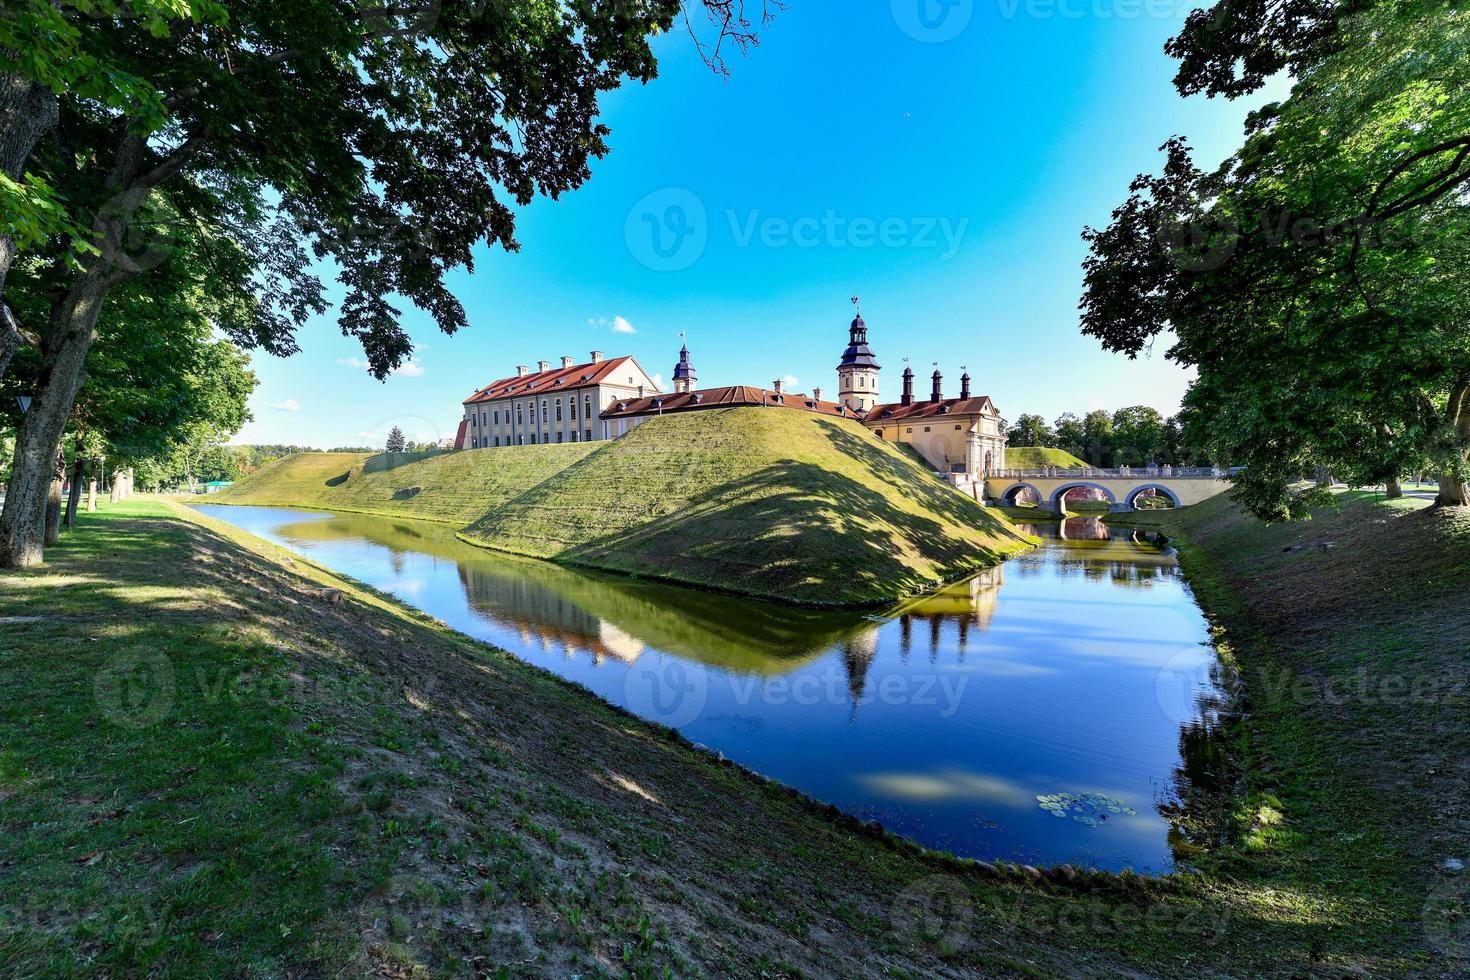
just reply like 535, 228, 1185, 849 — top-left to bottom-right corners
1081, 0, 1470, 518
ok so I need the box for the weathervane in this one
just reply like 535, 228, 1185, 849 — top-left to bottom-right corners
850, 295, 861, 316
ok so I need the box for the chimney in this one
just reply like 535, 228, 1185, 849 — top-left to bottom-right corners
960, 371, 972, 400
930, 369, 943, 403
901, 367, 915, 406
773, 378, 785, 395
590, 350, 605, 364
516, 365, 530, 378
561, 355, 574, 369
812, 386, 823, 401
537, 360, 551, 373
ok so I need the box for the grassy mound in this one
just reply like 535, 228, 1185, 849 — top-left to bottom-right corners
212, 445, 597, 525
460, 408, 1033, 606
1005, 446, 1087, 468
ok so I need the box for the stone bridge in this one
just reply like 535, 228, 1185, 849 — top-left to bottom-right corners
976, 467, 1235, 513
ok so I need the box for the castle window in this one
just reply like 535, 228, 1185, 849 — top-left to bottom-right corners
955, 425, 962, 431
555, 432, 562, 443
924, 426, 931, 432
494, 410, 500, 425
585, 428, 592, 441
531, 433, 537, 444
584, 395, 592, 418
570, 399, 577, 421
517, 404, 524, 425
906, 427, 913, 433
570, 431, 578, 443
556, 399, 563, 423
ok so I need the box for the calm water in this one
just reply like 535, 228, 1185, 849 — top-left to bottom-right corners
192, 504, 1225, 872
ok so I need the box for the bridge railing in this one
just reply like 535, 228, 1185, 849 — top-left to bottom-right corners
989, 466, 1235, 480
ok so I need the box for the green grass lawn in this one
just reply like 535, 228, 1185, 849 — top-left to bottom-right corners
2, 495, 1461, 976
1119, 491, 1470, 977
1004, 447, 1088, 469
215, 409, 1037, 607
212, 444, 598, 525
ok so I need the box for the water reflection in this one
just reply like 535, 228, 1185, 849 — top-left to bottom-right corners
194, 504, 1227, 873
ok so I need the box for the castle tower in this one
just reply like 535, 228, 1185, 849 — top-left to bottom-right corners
837, 297, 881, 412
901, 365, 915, 406
672, 341, 697, 394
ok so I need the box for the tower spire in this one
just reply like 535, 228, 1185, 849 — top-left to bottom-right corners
672, 332, 697, 394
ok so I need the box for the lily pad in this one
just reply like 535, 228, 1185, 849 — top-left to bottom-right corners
1035, 792, 1137, 826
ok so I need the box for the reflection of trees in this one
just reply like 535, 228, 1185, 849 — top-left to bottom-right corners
1159, 662, 1237, 863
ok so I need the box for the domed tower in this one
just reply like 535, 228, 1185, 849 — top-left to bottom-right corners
837, 297, 881, 412
672, 341, 697, 394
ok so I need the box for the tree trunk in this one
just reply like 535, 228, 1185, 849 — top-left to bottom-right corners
1436, 475, 1469, 507
86, 470, 97, 512
44, 454, 63, 546
0, 302, 20, 381
0, 70, 60, 303
1384, 476, 1402, 499
110, 469, 121, 504
0, 269, 114, 567
64, 453, 84, 528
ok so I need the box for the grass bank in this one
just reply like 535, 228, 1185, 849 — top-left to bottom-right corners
1117, 491, 1468, 976
1004, 447, 1088, 469
0, 499, 1234, 977
460, 409, 1033, 606
213, 444, 598, 525
215, 409, 1036, 607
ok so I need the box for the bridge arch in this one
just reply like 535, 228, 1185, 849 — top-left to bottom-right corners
998, 482, 1044, 507
1050, 481, 1118, 512
1125, 483, 1183, 510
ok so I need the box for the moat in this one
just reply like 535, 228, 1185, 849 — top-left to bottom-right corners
194, 505, 1227, 872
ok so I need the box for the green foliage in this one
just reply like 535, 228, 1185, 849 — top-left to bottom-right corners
1004, 413, 1054, 447
1081, 0, 1470, 517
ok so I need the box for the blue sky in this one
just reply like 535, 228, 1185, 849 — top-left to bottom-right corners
235, 0, 1280, 448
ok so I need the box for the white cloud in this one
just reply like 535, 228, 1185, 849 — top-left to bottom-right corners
650, 374, 664, 390
780, 374, 800, 388
272, 399, 300, 412
588, 315, 637, 335
337, 355, 424, 378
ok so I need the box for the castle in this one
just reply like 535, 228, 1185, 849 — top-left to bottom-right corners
455, 304, 1008, 478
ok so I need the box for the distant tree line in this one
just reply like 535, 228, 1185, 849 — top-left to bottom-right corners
1005, 407, 1214, 468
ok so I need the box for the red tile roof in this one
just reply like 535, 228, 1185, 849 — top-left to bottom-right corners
866, 397, 998, 422
600, 385, 859, 421
462, 356, 644, 405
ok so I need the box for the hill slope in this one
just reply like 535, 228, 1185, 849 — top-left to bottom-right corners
460, 408, 1033, 605
1005, 446, 1088, 468
212, 445, 597, 525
